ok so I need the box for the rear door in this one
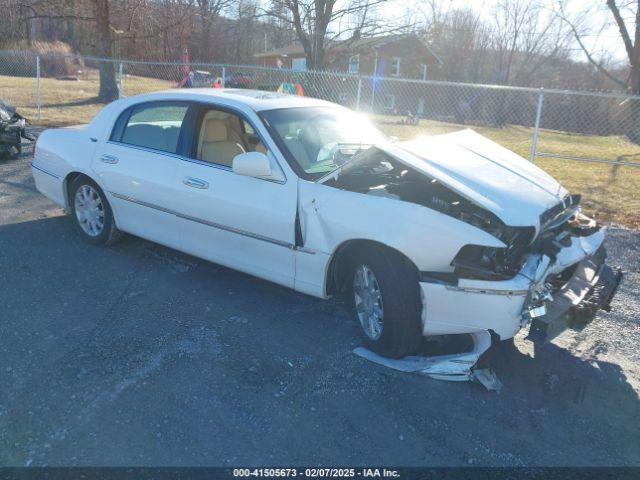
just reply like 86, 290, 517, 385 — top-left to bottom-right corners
91, 101, 191, 249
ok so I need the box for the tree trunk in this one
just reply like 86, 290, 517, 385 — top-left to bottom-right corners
93, 0, 118, 102
314, 42, 326, 71
626, 65, 640, 144
198, 0, 212, 62
201, 17, 211, 61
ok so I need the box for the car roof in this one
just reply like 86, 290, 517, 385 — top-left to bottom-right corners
132, 88, 341, 112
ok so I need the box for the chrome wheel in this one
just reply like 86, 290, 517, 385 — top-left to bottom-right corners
353, 264, 384, 340
74, 185, 105, 237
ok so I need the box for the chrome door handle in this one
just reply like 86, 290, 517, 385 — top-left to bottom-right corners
183, 177, 209, 189
100, 154, 119, 164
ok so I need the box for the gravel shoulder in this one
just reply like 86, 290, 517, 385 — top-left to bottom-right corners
1, 135, 639, 467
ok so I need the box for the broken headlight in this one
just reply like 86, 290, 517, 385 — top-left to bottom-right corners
451, 233, 532, 281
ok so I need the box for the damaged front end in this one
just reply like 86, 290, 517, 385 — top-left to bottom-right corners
322, 144, 623, 343
524, 238, 623, 343
401, 165, 626, 343
513, 197, 623, 342
319, 131, 623, 385
354, 200, 622, 388
448, 195, 624, 343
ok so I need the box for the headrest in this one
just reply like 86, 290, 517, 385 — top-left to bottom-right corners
203, 119, 228, 142
123, 123, 167, 150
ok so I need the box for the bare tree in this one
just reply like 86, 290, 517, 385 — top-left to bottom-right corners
419, 2, 493, 83
556, 0, 640, 141
231, 0, 258, 63
556, 1, 638, 91
492, 0, 569, 85
265, 0, 393, 70
111, 1, 196, 60
195, 0, 231, 61
17, 0, 118, 101
92, 0, 118, 101
415, 0, 569, 85
486, 0, 568, 126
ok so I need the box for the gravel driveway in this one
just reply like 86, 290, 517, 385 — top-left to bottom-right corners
1, 134, 639, 467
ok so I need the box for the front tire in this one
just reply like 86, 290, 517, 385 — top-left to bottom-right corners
69, 176, 121, 245
349, 247, 422, 358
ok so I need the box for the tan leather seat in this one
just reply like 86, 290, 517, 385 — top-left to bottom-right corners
199, 119, 245, 166
254, 141, 268, 155
123, 124, 168, 151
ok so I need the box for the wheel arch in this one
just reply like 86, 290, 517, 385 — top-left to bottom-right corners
324, 239, 420, 296
62, 172, 118, 227
63, 171, 85, 209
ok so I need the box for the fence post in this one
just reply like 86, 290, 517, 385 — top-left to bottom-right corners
117, 62, 123, 98
35, 54, 41, 122
529, 87, 544, 162
355, 77, 362, 111
221, 66, 226, 88
371, 77, 376, 111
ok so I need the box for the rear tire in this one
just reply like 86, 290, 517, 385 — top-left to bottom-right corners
69, 175, 121, 246
349, 246, 422, 358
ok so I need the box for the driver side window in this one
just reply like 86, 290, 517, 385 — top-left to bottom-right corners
271, 119, 313, 169
194, 108, 270, 168
196, 109, 246, 167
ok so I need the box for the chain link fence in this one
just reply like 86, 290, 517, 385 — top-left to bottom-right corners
2, 49, 639, 226
2, 50, 640, 167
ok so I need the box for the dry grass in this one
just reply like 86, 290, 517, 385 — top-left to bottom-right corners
1, 73, 637, 228
0, 73, 173, 126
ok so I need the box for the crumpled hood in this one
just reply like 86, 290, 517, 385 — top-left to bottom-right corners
378, 129, 568, 228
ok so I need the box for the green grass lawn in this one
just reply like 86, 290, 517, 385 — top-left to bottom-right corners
1, 73, 638, 228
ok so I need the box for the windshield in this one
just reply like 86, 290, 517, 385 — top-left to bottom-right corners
260, 107, 387, 179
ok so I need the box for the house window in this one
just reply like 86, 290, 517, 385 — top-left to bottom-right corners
391, 57, 401, 77
421, 64, 428, 81
292, 57, 307, 71
348, 54, 359, 74
384, 94, 395, 111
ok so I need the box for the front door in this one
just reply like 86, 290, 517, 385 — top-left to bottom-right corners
173, 104, 297, 287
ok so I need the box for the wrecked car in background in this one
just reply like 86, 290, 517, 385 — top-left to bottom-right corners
0, 99, 35, 157
30, 89, 622, 368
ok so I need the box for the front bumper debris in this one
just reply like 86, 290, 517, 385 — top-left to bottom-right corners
353, 331, 502, 391
526, 247, 623, 342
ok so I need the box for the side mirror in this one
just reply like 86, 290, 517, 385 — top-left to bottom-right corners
232, 152, 272, 178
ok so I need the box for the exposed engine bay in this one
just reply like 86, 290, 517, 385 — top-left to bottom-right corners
323, 147, 607, 284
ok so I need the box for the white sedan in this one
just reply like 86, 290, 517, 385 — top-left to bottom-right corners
31, 89, 621, 359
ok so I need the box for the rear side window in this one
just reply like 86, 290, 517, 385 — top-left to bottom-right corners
116, 103, 189, 154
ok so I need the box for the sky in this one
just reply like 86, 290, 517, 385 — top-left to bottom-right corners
387, 0, 630, 66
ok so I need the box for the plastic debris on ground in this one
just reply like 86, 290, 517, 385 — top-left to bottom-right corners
353, 331, 502, 392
